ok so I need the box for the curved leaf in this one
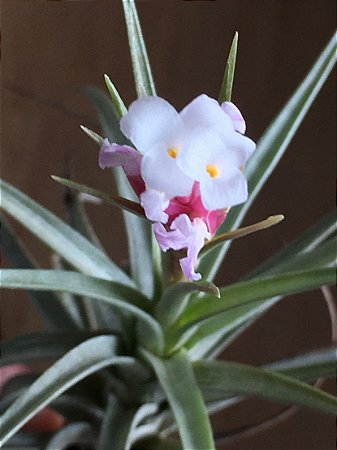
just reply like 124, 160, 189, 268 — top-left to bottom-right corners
0, 179, 131, 284
98, 395, 137, 450
194, 360, 337, 415
0, 216, 79, 329
142, 348, 215, 450
155, 282, 220, 328
1, 331, 113, 367
265, 344, 337, 381
245, 209, 337, 280
176, 268, 335, 358
199, 33, 337, 280
0, 336, 135, 445
181, 268, 336, 326
0, 269, 164, 353
44, 422, 95, 450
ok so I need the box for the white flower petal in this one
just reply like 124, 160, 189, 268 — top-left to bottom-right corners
120, 97, 183, 153
140, 189, 169, 223
200, 166, 248, 210
141, 143, 194, 198
221, 101, 246, 134
177, 130, 225, 180
180, 94, 234, 135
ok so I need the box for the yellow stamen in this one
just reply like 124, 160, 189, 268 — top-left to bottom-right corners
206, 164, 219, 178
167, 147, 178, 159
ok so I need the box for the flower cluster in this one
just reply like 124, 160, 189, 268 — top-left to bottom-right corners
99, 95, 255, 281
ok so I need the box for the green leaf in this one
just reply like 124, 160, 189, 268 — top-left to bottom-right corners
161, 345, 337, 423
80, 125, 104, 145
52, 175, 145, 218
98, 395, 138, 450
184, 299, 280, 360
245, 210, 337, 280
155, 282, 220, 329
0, 269, 164, 353
261, 235, 337, 275
0, 215, 80, 330
104, 74, 128, 117
193, 360, 337, 415
181, 268, 336, 326
0, 336, 135, 445
83, 86, 128, 144
0, 331, 112, 367
125, 403, 159, 450
122, 0, 156, 97
175, 268, 335, 358
61, 179, 104, 252
199, 32, 337, 281
51, 393, 104, 425
0, 179, 131, 285
142, 348, 215, 450
200, 214, 284, 256
45, 422, 95, 450
85, 87, 155, 298
218, 32, 238, 103
266, 344, 337, 381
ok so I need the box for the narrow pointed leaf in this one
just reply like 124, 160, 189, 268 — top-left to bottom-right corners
201, 214, 284, 256
193, 360, 337, 415
0, 215, 81, 329
83, 86, 127, 144
260, 235, 337, 275
122, 0, 156, 97
181, 268, 336, 326
218, 32, 238, 103
0, 179, 131, 284
104, 74, 127, 117
1, 331, 113, 367
142, 348, 215, 450
266, 344, 337, 381
0, 336, 135, 445
155, 282, 220, 329
199, 33, 337, 280
0, 269, 164, 353
246, 210, 337, 280
80, 125, 104, 145
52, 176, 145, 218
175, 268, 335, 358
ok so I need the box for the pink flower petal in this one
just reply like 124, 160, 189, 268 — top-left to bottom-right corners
99, 139, 145, 196
153, 214, 209, 281
99, 139, 142, 176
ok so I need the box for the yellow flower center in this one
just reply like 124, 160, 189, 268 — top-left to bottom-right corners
206, 164, 219, 178
167, 147, 179, 159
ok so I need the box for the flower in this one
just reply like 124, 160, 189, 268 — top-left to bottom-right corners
99, 95, 255, 281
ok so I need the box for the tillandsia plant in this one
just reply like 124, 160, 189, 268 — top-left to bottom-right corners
1, 1, 336, 450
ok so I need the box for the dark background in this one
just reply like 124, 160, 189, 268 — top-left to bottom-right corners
1, 1, 336, 449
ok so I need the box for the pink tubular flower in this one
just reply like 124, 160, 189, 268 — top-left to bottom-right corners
99, 95, 255, 281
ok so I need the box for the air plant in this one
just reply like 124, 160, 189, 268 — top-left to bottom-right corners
1, 2, 336, 449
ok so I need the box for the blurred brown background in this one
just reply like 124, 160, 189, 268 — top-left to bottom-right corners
1, 1, 336, 449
